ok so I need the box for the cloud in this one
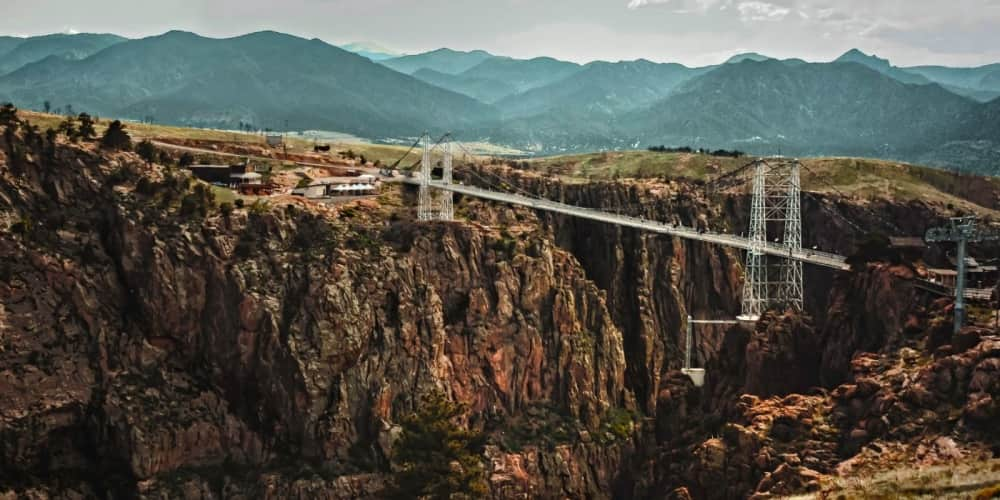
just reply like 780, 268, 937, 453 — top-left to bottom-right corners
627, 0, 729, 11
627, 0, 672, 8
736, 1, 791, 21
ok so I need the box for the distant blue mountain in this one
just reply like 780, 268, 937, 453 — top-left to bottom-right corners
0, 33, 126, 75
0, 31, 496, 137
1, 31, 998, 173
339, 42, 401, 61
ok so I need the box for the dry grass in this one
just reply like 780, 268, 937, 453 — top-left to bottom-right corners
15, 111, 518, 169
16, 110, 438, 168
526, 150, 1000, 216
782, 459, 1000, 500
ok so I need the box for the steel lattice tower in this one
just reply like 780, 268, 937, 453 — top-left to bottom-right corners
416, 134, 454, 221
417, 135, 434, 221
739, 159, 803, 321
439, 141, 454, 221
740, 160, 769, 321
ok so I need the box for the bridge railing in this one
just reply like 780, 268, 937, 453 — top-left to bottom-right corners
420, 179, 851, 269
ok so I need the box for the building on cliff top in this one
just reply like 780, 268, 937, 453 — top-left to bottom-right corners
291, 175, 379, 199
187, 162, 263, 188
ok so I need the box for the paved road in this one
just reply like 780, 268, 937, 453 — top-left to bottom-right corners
395, 178, 851, 271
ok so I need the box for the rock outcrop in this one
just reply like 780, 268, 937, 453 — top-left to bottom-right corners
3, 123, 1000, 499
0, 130, 634, 498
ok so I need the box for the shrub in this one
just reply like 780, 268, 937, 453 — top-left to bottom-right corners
136, 139, 158, 166
248, 199, 269, 216
77, 113, 96, 141
101, 120, 132, 150
388, 391, 487, 500
57, 116, 77, 141
135, 177, 154, 195
0, 103, 19, 129
179, 183, 217, 218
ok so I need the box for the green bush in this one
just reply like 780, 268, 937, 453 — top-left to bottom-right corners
101, 120, 132, 150
388, 391, 487, 500
77, 113, 96, 141
179, 183, 217, 218
136, 139, 159, 165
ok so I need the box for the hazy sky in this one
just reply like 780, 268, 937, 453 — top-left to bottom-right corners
2, 0, 1000, 66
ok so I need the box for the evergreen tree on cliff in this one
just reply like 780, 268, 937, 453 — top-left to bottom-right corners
389, 391, 488, 500
136, 139, 159, 166
0, 103, 18, 129
77, 113, 97, 141
101, 120, 131, 150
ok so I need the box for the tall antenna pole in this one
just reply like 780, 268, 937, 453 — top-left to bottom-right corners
926, 217, 1000, 333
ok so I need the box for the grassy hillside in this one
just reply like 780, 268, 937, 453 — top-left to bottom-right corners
523, 149, 1000, 214
792, 459, 1000, 500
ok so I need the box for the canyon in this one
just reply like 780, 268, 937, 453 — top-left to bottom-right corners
2, 119, 1000, 498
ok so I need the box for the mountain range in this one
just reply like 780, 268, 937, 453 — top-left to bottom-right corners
0, 30, 998, 173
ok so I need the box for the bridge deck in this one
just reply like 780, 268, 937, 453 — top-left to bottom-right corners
396, 178, 850, 271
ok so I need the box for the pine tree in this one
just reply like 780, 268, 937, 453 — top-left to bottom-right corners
388, 391, 488, 500
101, 120, 132, 150
77, 113, 96, 141
136, 139, 158, 166
0, 103, 18, 129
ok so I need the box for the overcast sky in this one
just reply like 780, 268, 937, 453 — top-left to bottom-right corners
2, 0, 999, 67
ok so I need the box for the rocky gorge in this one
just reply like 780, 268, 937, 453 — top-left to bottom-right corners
2, 116, 1000, 499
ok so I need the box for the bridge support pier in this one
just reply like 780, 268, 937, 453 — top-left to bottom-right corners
417, 135, 454, 222
440, 141, 454, 221
739, 159, 803, 322
417, 136, 434, 221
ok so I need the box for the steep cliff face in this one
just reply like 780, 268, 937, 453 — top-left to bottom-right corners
631, 264, 1000, 499
3, 123, 1000, 500
459, 165, 1000, 498
459, 168, 745, 415
0, 132, 634, 498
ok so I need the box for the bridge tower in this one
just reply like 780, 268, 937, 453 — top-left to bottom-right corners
417, 135, 434, 221
440, 140, 454, 221
739, 159, 803, 321
417, 134, 454, 221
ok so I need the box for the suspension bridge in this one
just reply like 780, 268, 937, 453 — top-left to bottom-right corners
387, 134, 850, 322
